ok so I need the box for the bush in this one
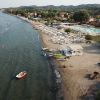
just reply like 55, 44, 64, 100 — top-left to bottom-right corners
85, 35, 92, 40
65, 28, 72, 33
73, 10, 90, 23
85, 35, 100, 42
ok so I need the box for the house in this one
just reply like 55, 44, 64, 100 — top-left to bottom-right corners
59, 12, 66, 18
89, 17, 96, 22
89, 21, 100, 27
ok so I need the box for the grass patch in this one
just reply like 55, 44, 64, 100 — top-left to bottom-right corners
53, 53, 65, 59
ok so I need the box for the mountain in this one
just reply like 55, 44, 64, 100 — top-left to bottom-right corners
18, 4, 100, 11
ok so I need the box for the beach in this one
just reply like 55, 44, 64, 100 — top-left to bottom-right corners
31, 21, 100, 100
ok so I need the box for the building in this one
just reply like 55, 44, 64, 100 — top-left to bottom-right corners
89, 17, 96, 22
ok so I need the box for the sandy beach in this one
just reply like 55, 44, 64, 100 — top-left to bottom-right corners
31, 21, 100, 100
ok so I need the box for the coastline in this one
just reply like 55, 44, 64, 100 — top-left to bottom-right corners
31, 20, 100, 100
17, 16, 63, 100
35, 25, 64, 100
15, 16, 100, 100
30, 20, 75, 100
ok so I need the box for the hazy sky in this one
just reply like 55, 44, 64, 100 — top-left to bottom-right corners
0, 0, 100, 8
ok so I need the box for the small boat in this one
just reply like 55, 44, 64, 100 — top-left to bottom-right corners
16, 71, 27, 79
42, 48, 49, 51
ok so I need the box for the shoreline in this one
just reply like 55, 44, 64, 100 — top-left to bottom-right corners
15, 15, 100, 100
35, 25, 64, 100
31, 21, 71, 100
17, 16, 63, 100
31, 20, 100, 100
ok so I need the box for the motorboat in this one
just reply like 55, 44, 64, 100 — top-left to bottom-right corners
16, 71, 27, 79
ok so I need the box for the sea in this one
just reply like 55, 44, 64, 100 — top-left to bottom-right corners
0, 12, 56, 100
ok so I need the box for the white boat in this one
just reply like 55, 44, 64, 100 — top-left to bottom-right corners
42, 47, 49, 51
16, 71, 27, 79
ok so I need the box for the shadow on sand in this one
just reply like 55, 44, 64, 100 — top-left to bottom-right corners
80, 82, 100, 100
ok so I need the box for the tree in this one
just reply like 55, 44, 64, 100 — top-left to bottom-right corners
73, 10, 90, 23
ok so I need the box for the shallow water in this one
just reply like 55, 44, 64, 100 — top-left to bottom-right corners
70, 25, 100, 34
0, 12, 55, 100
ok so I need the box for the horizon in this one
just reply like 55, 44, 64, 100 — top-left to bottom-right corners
1, 3, 100, 9
0, 0, 100, 8
5, 3, 100, 8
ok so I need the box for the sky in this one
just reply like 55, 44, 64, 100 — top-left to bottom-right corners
0, 0, 100, 8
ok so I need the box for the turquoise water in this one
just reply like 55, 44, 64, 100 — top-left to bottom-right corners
70, 25, 100, 34
0, 12, 55, 100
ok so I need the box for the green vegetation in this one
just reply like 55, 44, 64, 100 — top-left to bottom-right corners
73, 10, 90, 23
85, 35, 92, 40
4, 4, 100, 25
85, 35, 100, 42
53, 53, 65, 59
65, 28, 72, 33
